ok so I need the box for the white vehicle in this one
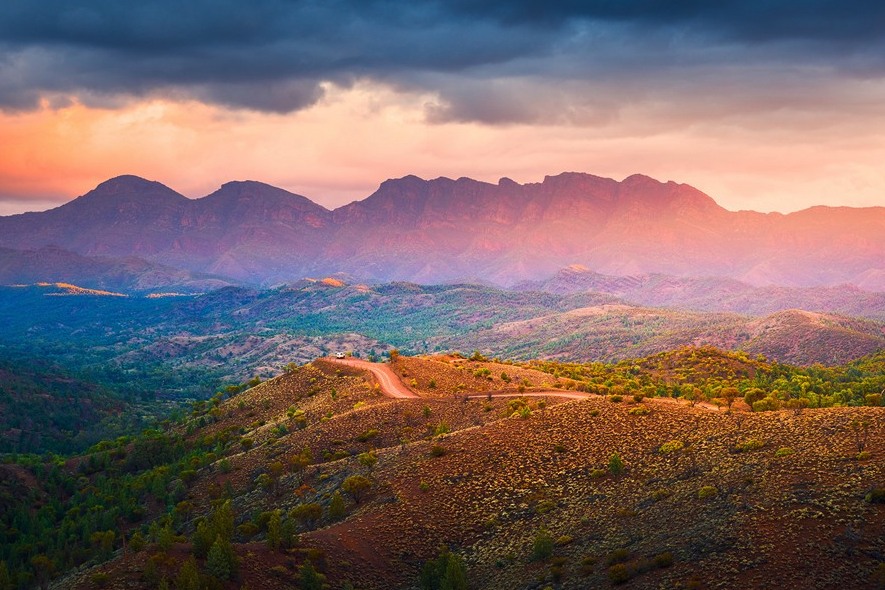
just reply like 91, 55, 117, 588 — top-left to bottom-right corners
335, 352, 346, 359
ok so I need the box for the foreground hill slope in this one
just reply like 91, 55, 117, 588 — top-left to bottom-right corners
0, 172, 882, 288
19, 352, 881, 590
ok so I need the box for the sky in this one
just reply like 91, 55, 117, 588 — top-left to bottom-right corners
1, 0, 884, 215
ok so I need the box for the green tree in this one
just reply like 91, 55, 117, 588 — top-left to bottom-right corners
328, 491, 346, 521
342, 475, 372, 504
290, 503, 323, 530
743, 388, 766, 409
281, 517, 298, 550
175, 557, 200, 590
193, 520, 214, 558
421, 547, 468, 590
212, 500, 235, 542
299, 560, 325, 590
129, 530, 146, 553
157, 522, 174, 552
441, 552, 468, 590
267, 509, 281, 551
206, 535, 237, 581
721, 387, 739, 412
90, 530, 115, 560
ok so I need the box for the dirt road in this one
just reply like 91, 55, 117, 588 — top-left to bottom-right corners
327, 357, 722, 411
328, 358, 419, 399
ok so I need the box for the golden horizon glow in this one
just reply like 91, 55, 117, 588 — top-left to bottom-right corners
1, 81, 884, 216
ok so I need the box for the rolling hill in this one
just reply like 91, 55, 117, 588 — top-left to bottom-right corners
0, 246, 234, 294
515, 265, 885, 319
5, 352, 879, 590
1, 280, 881, 394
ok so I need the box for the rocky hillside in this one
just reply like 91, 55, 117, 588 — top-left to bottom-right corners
17, 353, 880, 590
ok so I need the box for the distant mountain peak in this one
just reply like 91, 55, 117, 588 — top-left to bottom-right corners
201, 180, 329, 214
622, 173, 666, 185
91, 174, 180, 194
76, 175, 188, 205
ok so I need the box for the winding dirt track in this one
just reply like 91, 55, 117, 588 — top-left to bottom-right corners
328, 358, 419, 398
327, 357, 722, 411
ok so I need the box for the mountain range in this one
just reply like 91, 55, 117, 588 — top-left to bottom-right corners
1, 172, 882, 290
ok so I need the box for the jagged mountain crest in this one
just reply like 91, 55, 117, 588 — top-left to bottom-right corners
0, 172, 882, 290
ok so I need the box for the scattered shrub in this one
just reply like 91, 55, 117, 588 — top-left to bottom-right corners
659, 440, 684, 454
535, 499, 556, 514
608, 564, 631, 585
470, 350, 487, 361
653, 551, 674, 568
90, 572, 110, 587
649, 489, 671, 502
356, 428, 379, 442
865, 486, 885, 504
628, 406, 650, 416
752, 397, 780, 412
532, 528, 555, 561
430, 445, 447, 457
579, 556, 596, 576
698, 485, 718, 500
236, 522, 258, 539
609, 395, 623, 403
608, 453, 625, 476
605, 549, 629, 566
357, 451, 378, 470
734, 438, 765, 453
775, 447, 794, 457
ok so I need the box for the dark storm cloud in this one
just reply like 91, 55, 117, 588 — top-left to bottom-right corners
0, 0, 883, 118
